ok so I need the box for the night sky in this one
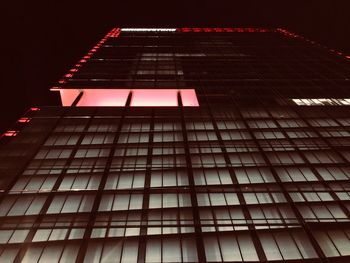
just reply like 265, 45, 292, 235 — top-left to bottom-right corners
3, 0, 350, 132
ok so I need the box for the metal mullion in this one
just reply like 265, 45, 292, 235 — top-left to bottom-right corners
0, 114, 64, 201
75, 108, 127, 263
302, 107, 350, 163
235, 102, 329, 261
285, 108, 350, 221
136, 109, 154, 263
202, 95, 269, 260
13, 109, 93, 263
180, 107, 207, 262
231, 102, 332, 260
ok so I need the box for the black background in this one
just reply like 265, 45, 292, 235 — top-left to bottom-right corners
2, 0, 350, 132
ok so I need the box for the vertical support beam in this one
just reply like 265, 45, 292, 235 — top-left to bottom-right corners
137, 109, 154, 263
71, 91, 84, 106
179, 106, 207, 263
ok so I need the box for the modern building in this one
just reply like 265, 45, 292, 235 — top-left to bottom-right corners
1, 27, 350, 263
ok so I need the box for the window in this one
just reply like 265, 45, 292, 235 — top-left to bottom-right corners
99, 194, 143, 211
146, 236, 198, 263
47, 194, 95, 214
275, 167, 317, 182
197, 193, 240, 206
313, 229, 350, 257
0, 195, 47, 216
203, 232, 259, 262
149, 193, 191, 208
150, 170, 189, 187
105, 171, 145, 189
84, 239, 138, 263
23, 243, 80, 263
259, 230, 317, 260
235, 167, 275, 184
199, 207, 246, 232
193, 168, 232, 185
249, 204, 296, 227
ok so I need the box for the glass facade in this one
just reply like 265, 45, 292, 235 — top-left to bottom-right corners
1, 28, 350, 262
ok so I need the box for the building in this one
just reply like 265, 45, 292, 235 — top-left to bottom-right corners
1, 27, 350, 262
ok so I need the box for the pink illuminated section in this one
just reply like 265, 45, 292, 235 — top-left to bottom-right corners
77, 89, 130, 107
58, 89, 81, 106
52, 88, 199, 107
180, 89, 199, 106
131, 89, 179, 106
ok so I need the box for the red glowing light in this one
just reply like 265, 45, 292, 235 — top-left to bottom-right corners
180, 89, 199, 106
18, 118, 31, 123
53, 88, 199, 107
177, 28, 272, 33
77, 89, 130, 107
3, 130, 18, 137
79, 59, 87, 63
131, 89, 179, 107
30, 107, 40, 111
64, 74, 73, 78
59, 89, 82, 106
58, 80, 66, 84
70, 69, 78, 72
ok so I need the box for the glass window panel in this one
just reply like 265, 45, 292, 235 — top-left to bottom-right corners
9, 230, 29, 243
0, 230, 13, 244
219, 235, 242, 261
182, 237, 198, 262
22, 246, 43, 263
61, 195, 81, 213
40, 244, 64, 262
163, 238, 181, 262
292, 231, 318, 259
146, 239, 161, 263
84, 242, 102, 263
0, 248, 19, 262
100, 241, 123, 263
121, 240, 138, 263
275, 232, 302, 260
60, 244, 79, 263
238, 233, 259, 261
259, 232, 282, 260
33, 229, 51, 242
328, 230, 350, 256
204, 235, 222, 262
313, 231, 340, 257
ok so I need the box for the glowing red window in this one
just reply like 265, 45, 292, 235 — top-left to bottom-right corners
131, 89, 178, 106
3, 130, 18, 137
77, 89, 130, 107
18, 118, 31, 123
52, 88, 199, 107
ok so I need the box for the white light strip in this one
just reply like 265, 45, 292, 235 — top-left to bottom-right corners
121, 28, 176, 32
292, 98, 350, 106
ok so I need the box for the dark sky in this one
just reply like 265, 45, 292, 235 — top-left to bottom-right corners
2, 0, 350, 132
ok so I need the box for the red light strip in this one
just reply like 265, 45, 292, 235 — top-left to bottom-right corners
177, 28, 273, 33
52, 88, 199, 107
54, 27, 121, 89
17, 118, 31, 123
1, 130, 19, 137
30, 107, 40, 111
277, 28, 350, 60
